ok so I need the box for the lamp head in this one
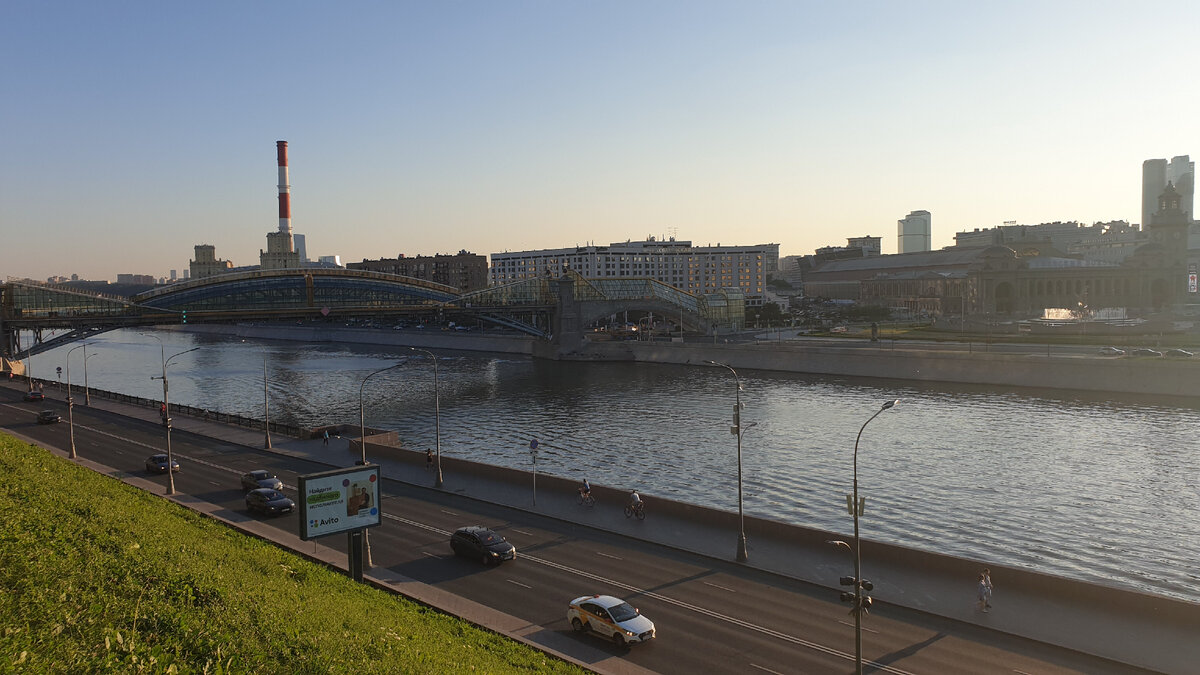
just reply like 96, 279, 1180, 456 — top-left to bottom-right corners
881, 399, 899, 411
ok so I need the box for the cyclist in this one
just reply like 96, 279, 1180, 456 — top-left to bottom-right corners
629, 490, 643, 515
579, 478, 592, 499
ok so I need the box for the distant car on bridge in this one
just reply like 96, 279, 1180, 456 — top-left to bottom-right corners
23, 391, 45, 402
1098, 347, 1125, 356
36, 410, 60, 424
1129, 348, 1163, 358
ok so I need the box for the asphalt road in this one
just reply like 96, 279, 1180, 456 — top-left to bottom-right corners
1, 392, 1155, 675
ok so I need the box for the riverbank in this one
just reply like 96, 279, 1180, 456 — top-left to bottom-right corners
180, 323, 1200, 397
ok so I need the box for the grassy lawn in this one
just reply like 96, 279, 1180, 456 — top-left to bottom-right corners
0, 434, 583, 674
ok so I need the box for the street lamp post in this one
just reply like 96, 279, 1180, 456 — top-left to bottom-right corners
705, 360, 750, 563
409, 347, 443, 488
263, 359, 271, 449
65, 343, 90, 460
142, 333, 197, 496
356, 359, 407, 571
848, 399, 899, 675
83, 347, 96, 406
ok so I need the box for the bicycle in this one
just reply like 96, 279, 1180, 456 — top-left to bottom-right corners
578, 491, 595, 507
623, 502, 645, 520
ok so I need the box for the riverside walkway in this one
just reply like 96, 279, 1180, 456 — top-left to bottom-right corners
9, 381, 1197, 674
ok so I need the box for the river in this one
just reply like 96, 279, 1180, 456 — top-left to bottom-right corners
24, 328, 1200, 604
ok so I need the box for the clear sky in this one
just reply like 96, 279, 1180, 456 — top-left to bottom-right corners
2, 1, 1196, 282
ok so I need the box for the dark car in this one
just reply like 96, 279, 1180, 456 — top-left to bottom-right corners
450, 526, 516, 565
36, 410, 61, 424
245, 488, 295, 516
1130, 348, 1163, 358
145, 454, 180, 473
1163, 349, 1194, 358
240, 469, 283, 492
23, 391, 45, 402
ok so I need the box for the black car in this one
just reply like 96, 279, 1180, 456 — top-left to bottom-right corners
1130, 348, 1163, 358
450, 526, 516, 565
1164, 349, 1194, 358
240, 469, 283, 492
36, 410, 61, 424
23, 391, 45, 402
145, 454, 180, 473
245, 488, 295, 516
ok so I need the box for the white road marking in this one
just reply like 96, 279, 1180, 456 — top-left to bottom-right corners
208, 481, 221, 486
595, 551, 622, 560
506, 579, 532, 589
836, 619, 879, 634
749, 664, 785, 674
440, 509, 457, 516
512, 529, 534, 536
421, 551, 439, 558
703, 581, 737, 593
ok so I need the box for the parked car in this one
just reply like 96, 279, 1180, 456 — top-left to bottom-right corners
567, 594, 656, 646
449, 526, 516, 565
23, 391, 45, 402
1163, 349, 1194, 358
240, 469, 283, 492
1129, 348, 1164, 357
1098, 347, 1125, 356
245, 488, 295, 516
145, 454, 180, 473
36, 410, 61, 424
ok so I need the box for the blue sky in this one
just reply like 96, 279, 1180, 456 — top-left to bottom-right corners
2, 1, 1196, 281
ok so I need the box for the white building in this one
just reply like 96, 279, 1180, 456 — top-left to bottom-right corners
898, 210, 932, 253
489, 237, 779, 306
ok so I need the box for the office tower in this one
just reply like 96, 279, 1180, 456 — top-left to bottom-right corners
898, 210, 932, 253
1143, 156, 1194, 225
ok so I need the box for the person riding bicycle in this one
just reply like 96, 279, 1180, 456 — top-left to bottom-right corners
579, 478, 591, 498
629, 490, 643, 513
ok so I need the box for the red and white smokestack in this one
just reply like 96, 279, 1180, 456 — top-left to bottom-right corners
276, 140, 292, 234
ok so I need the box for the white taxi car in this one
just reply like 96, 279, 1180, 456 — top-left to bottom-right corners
567, 594, 656, 646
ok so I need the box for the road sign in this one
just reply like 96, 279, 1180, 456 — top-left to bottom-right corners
530, 438, 538, 450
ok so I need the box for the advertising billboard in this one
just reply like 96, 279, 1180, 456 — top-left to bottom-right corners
297, 465, 381, 541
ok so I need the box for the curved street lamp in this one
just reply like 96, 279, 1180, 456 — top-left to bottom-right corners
409, 347, 443, 488
83, 347, 97, 406
141, 333, 198, 496
705, 359, 750, 563
357, 359, 407, 570
849, 398, 899, 675
64, 343, 91, 460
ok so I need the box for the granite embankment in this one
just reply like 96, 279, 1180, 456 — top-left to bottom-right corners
182, 324, 1200, 397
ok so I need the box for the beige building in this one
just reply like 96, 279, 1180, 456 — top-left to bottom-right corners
189, 245, 234, 279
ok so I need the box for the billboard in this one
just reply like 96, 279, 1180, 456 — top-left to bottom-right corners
297, 465, 381, 541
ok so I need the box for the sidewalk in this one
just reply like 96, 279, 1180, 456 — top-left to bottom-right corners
15, 382, 1197, 674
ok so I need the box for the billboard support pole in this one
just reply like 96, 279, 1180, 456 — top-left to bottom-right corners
348, 530, 364, 582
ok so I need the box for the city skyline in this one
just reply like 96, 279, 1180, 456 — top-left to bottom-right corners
2, 2, 1197, 281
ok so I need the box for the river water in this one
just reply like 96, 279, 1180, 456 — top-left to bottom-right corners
25, 328, 1200, 603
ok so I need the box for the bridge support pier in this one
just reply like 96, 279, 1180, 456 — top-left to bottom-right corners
551, 274, 583, 356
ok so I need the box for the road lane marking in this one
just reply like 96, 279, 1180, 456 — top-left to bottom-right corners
208, 481, 221, 486
440, 509, 457, 516
421, 551, 439, 558
595, 551, 622, 560
512, 529, 534, 536
703, 581, 737, 593
506, 579, 532, 589
837, 620, 879, 634
750, 665, 784, 675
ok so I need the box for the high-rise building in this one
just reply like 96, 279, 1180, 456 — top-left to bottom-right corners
1143, 156, 1194, 226
293, 234, 308, 263
488, 237, 778, 306
898, 210, 932, 253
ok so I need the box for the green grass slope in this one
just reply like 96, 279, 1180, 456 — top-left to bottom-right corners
0, 434, 582, 674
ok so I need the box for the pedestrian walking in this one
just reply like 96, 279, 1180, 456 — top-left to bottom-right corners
976, 573, 989, 612
425, 448, 434, 470
323, 429, 330, 446
982, 568, 993, 610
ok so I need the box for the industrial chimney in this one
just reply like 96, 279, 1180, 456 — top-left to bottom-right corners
277, 140, 291, 235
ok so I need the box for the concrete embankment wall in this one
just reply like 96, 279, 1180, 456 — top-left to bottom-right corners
357, 438, 1200, 665
577, 340, 1200, 397
179, 324, 537, 356
179, 324, 1200, 396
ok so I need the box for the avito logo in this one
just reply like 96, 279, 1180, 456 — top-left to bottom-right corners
310, 517, 340, 528
319, 517, 339, 526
